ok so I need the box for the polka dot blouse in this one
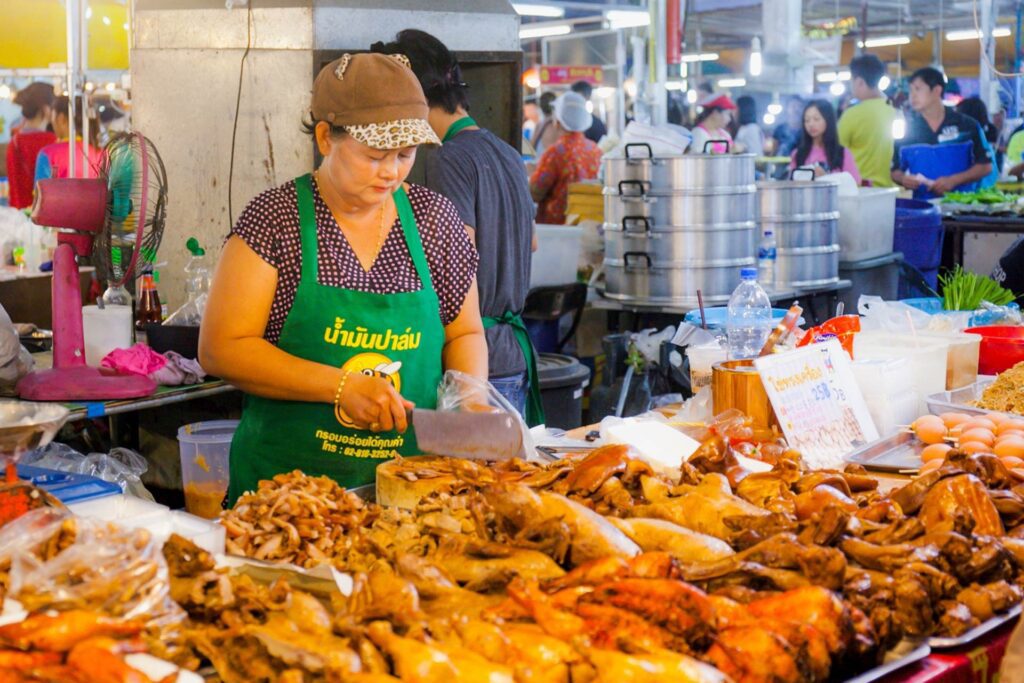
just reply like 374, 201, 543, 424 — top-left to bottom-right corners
230, 179, 479, 345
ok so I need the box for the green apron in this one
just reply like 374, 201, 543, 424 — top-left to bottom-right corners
228, 174, 445, 503
443, 118, 545, 427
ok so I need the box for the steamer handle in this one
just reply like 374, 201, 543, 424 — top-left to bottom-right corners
624, 143, 654, 162
703, 140, 731, 155
790, 166, 816, 182
618, 180, 650, 197
622, 216, 653, 234
623, 251, 653, 270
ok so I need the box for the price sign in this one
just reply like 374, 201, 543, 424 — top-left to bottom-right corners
754, 339, 879, 470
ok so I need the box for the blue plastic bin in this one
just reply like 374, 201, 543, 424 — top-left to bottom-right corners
900, 297, 944, 314
17, 464, 121, 504
683, 307, 805, 332
894, 199, 944, 291
899, 142, 976, 200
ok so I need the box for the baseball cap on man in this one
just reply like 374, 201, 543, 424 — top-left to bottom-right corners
553, 92, 592, 133
311, 52, 441, 150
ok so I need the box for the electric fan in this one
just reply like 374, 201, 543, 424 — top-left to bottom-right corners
17, 132, 169, 401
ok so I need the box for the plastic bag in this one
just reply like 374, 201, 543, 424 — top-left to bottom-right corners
0, 302, 33, 396
971, 301, 1023, 327
857, 294, 972, 334
164, 292, 207, 326
3, 508, 185, 627
21, 443, 155, 501
435, 370, 537, 460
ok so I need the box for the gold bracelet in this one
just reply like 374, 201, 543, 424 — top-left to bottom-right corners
333, 371, 350, 410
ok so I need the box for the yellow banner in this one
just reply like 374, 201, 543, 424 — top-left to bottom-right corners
0, 0, 129, 70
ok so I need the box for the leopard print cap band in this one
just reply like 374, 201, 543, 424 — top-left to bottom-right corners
345, 117, 441, 150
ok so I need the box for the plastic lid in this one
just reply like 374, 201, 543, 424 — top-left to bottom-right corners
187, 237, 205, 256
740, 267, 758, 279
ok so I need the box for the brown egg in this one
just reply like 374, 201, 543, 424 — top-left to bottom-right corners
962, 418, 997, 433
960, 428, 996, 447
995, 437, 1024, 459
961, 440, 994, 455
940, 412, 973, 429
1001, 456, 1024, 469
918, 460, 943, 476
921, 443, 953, 463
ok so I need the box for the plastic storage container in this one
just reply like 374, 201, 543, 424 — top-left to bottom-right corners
851, 358, 918, 437
837, 252, 903, 315
838, 187, 898, 262
964, 326, 1024, 375
686, 343, 728, 392
177, 420, 237, 519
894, 199, 944, 289
853, 331, 948, 414
531, 224, 583, 287
16, 464, 121, 504
537, 354, 591, 429
916, 332, 981, 390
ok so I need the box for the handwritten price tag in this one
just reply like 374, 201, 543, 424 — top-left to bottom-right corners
754, 339, 879, 469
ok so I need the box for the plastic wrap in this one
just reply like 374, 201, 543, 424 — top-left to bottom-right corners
4, 508, 184, 626
971, 301, 1023, 327
20, 443, 155, 501
436, 370, 536, 458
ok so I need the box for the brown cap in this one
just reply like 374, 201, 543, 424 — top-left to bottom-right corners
311, 53, 441, 150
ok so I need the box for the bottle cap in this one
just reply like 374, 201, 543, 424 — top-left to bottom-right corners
187, 237, 205, 257
740, 267, 758, 280
153, 270, 161, 284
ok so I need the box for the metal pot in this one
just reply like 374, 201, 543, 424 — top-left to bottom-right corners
761, 218, 838, 249
775, 244, 841, 288
603, 252, 755, 306
604, 185, 757, 227
757, 169, 839, 221
604, 142, 757, 192
604, 221, 756, 263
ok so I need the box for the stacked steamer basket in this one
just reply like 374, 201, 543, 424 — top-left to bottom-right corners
757, 168, 841, 289
602, 142, 758, 306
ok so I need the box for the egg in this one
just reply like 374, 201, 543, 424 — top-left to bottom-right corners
988, 412, 1012, 425
961, 418, 997, 433
1000, 456, 1024, 469
1012, 468, 1024, 481
921, 443, 953, 463
995, 437, 1024, 459
918, 460, 943, 476
961, 440, 994, 455
912, 416, 947, 444
998, 421, 1024, 436
959, 428, 996, 447
940, 412, 973, 429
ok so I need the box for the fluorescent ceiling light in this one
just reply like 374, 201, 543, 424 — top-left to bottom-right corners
767, 103, 782, 115
605, 9, 650, 29
512, 3, 565, 18
595, 86, 616, 98
749, 51, 762, 77
817, 72, 838, 83
682, 52, 719, 63
763, 112, 776, 125
830, 81, 845, 96
686, 89, 698, 104
946, 27, 1011, 41
857, 35, 910, 48
520, 24, 571, 39
666, 81, 686, 91
718, 77, 746, 88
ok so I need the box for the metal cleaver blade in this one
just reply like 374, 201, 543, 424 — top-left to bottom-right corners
410, 408, 526, 461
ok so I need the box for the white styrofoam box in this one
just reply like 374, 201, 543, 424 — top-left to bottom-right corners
838, 187, 898, 262
854, 332, 948, 415
531, 224, 583, 287
69, 495, 225, 555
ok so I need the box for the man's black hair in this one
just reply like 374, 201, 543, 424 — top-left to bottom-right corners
570, 80, 593, 99
849, 53, 886, 89
370, 29, 470, 114
910, 67, 947, 94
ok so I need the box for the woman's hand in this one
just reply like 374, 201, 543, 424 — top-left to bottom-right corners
338, 371, 414, 433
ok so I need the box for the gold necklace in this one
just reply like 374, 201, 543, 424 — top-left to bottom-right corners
315, 171, 390, 269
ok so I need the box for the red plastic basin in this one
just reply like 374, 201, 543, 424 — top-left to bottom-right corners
965, 326, 1024, 375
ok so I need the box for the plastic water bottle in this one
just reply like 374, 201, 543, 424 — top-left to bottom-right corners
757, 230, 776, 289
184, 237, 210, 299
727, 267, 773, 360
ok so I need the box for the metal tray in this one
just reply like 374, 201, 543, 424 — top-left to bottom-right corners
844, 640, 931, 683
844, 431, 924, 473
929, 604, 1022, 649
927, 377, 1022, 419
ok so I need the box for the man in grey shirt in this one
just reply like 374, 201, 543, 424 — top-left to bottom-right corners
371, 30, 542, 424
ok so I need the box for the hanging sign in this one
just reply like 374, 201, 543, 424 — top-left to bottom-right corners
539, 65, 603, 86
754, 339, 879, 470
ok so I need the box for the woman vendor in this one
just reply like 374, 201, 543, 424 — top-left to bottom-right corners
200, 53, 487, 502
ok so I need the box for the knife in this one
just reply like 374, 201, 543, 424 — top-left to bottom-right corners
410, 408, 527, 461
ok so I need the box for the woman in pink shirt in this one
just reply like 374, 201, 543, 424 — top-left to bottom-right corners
789, 99, 862, 185
35, 95, 103, 182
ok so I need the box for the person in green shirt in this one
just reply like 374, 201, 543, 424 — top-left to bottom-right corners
838, 54, 896, 187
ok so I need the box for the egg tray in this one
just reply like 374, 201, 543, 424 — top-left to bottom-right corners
844, 431, 924, 474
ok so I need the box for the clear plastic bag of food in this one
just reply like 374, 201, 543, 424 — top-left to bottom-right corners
21, 443, 155, 501
435, 370, 536, 460
971, 301, 1023, 327
6, 510, 184, 627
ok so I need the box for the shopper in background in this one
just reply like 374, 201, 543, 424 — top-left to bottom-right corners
690, 94, 736, 154
891, 67, 993, 196
790, 99, 862, 184
838, 53, 895, 187
35, 96, 103, 181
570, 80, 607, 144
771, 96, 804, 156
532, 91, 560, 157
371, 29, 542, 423
733, 95, 764, 156
530, 92, 602, 226
522, 96, 540, 143
956, 96, 1000, 189
5, 82, 56, 209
